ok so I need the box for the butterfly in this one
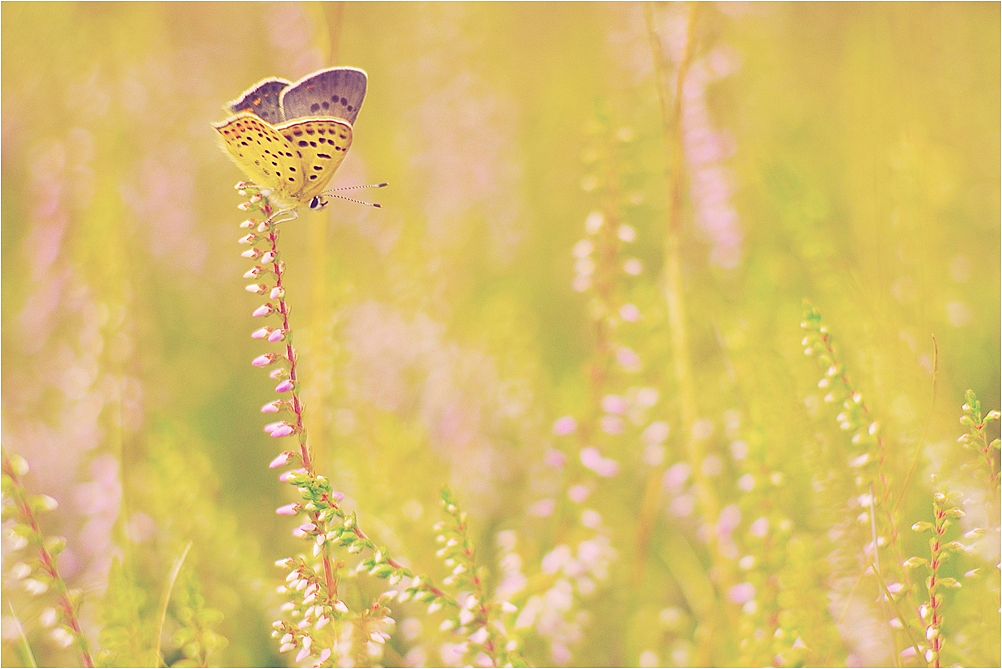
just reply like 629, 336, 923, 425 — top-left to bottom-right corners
214, 67, 383, 210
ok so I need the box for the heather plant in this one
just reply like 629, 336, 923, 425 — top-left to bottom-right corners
2, 3, 1000, 668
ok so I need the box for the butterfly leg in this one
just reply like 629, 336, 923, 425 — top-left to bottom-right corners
268, 208, 300, 226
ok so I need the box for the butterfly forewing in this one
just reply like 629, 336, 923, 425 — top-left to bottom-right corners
226, 78, 291, 124
214, 113, 294, 196
281, 67, 367, 125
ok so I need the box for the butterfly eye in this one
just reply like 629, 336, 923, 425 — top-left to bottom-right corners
309, 196, 328, 211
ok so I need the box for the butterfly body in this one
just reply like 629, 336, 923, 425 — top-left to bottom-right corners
214, 67, 367, 209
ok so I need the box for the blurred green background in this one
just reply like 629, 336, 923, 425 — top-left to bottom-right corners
2, 2, 998, 667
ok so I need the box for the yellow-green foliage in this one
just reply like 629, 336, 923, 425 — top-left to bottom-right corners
2, 3, 998, 667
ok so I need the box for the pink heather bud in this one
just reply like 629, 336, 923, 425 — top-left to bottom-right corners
251, 327, 272, 339
748, 517, 769, 538
615, 346, 641, 371
642, 421, 670, 446
267, 329, 286, 343
261, 400, 283, 413
269, 286, 285, 300
239, 219, 257, 229
275, 379, 294, 393
552, 416, 577, 436
717, 504, 742, 535
252, 353, 276, 367
600, 394, 628, 415
572, 239, 593, 258
241, 248, 261, 259
238, 234, 258, 245
299, 523, 318, 533
257, 221, 270, 233
260, 251, 276, 264
580, 447, 620, 477
530, 499, 556, 517
237, 202, 252, 211
544, 448, 567, 468
278, 470, 297, 483
623, 258, 643, 275
269, 452, 294, 468
243, 267, 262, 279
246, 283, 267, 294
252, 304, 273, 317
276, 503, 299, 516
269, 368, 287, 380
585, 211, 604, 233
728, 582, 756, 604
269, 423, 295, 438
295, 647, 310, 663
663, 462, 691, 490
331, 491, 345, 501
619, 303, 641, 322
599, 415, 624, 434
263, 421, 286, 434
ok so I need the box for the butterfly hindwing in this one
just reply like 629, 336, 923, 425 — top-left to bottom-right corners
280, 67, 367, 125
226, 78, 291, 124
273, 118, 354, 202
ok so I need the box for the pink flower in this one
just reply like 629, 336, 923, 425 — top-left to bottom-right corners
619, 303, 641, 322
600, 394, 627, 415
252, 353, 275, 367
544, 449, 567, 468
663, 463, 691, 490
270, 424, 295, 438
599, 415, 624, 435
728, 582, 755, 604
580, 447, 620, 477
717, 504, 741, 535
642, 421, 670, 445
529, 498, 556, 517
552, 416, 577, 436
269, 451, 293, 468
748, 517, 769, 538
615, 346, 641, 371
276, 503, 299, 516
274, 379, 294, 393
265, 422, 295, 438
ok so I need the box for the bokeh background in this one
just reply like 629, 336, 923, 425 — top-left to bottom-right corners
2, 2, 999, 667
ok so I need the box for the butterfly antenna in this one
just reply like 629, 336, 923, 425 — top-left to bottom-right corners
328, 193, 383, 208
325, 182, 388, 192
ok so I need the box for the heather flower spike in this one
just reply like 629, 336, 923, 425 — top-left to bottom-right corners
231, 169, 428, 664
